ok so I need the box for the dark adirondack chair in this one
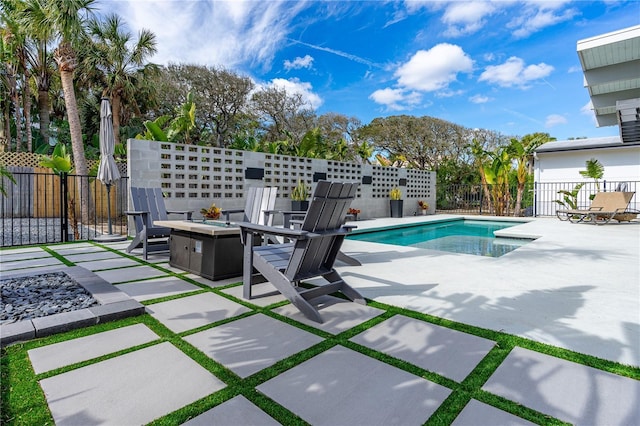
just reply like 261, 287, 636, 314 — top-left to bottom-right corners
238, 181, 366, 323
126, 187, 192, 259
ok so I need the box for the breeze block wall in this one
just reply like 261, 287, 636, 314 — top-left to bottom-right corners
127, 139, 436, 222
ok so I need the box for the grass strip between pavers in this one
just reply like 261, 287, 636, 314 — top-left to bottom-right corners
2, 243, 640, 426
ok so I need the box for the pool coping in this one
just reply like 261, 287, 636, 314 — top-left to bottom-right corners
1, 266, 146, 346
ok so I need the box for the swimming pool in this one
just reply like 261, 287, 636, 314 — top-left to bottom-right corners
347, 219, 533, 257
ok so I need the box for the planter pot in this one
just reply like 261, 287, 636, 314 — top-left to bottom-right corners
291, 200, 309, 211
390, 200, 403, 218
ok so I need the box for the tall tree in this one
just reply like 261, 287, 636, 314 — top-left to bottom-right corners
85, 13, 157, 142
22, 0, 95, 177
0, 7, 23, 151
21, 0, 96, 224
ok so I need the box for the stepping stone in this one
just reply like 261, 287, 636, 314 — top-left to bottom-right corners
63, 251, 121, 262
350, 314, 495, 382
0, 257, 62, 272
0, 248, 50, 262
185, 274, 241, 288
48, 245, 108, 255
116, 276, 201, 302
28, 324, 159, 374
222, 282, 287, 307
185, 314, 323, 378
257, 345, 450, 426
482, 347, 640, 425
147, 292, 250, 333
39, 342, 225, 425
272, 295, 384, 334
93, 265, 169, 284
182, 395, 280, 425
452, 399, 536, 425
75, 257, 140, 271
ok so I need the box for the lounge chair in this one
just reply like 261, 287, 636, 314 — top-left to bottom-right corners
238, 181, 366, 323
556, 191, 635, 225
126, 187, 193, 259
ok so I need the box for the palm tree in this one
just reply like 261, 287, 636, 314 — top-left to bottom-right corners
470, 139, 493, 214
0, 10, 23, 151
84, 14, 157, 142
16, 0, 57, 146
21, 0, 96, 224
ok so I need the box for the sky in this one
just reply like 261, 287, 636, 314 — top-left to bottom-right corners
106, 0, 640, 141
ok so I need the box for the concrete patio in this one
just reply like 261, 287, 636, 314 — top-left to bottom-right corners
0, 215, 638, 425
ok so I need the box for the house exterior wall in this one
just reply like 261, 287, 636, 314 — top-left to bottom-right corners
534, 145, 640, 214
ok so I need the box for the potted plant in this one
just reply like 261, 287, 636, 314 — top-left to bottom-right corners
347, 207, 361, 221
290, 179, 310, 211
200, 203, 222, 220
418, 200, 429, 215
389, 187, 403, 218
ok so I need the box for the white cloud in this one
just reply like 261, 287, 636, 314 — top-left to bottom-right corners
479, 56, 553, 88
442, 1, 497, 37
369, 88, 422, 111
395, 44, 474, 92
581, 100, 598, 125
567, 65, 582, 73
108, 1, 309, 69
269, 78, 323, 110
469, 94, 491, 104
284, 55, 314, 71
545, 114, 568, 128
508, 1, 578, 38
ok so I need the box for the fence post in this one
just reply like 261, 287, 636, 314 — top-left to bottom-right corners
60, 172, 69, 242
533, 181, 538, 217
479, 185, 483, 215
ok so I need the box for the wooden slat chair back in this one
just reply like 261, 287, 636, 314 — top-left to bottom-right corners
223, 186, 277, 226
126, 187, 192, 259
239, 181, 365, 323
286, 182, 358, 282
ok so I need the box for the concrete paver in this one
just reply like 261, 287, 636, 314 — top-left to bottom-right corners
452, 400, 536, 426
272, 295, 385, 334
93, 265, 169, 283
222, 282, 287, 307
64, 251, 123, 262
77, 257, 141, 271
350, 314, 496, 382
0, 248, 50, 262
47, 245, 111, 255
116, 276, 202, 302
257, 345, 451, 426
28, 324, 159, 374
185, 313, 323, 378
482, 347, 640, 426
0, 256, 62, 272
182, 395, 281, 426
39, 342, 225, 425
146, 292, 251, 333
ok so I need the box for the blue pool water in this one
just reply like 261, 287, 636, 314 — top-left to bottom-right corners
347, 219, 532, 257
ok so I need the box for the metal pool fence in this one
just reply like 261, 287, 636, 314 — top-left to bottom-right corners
436, 181, 639, 217
1, 169, 129, 247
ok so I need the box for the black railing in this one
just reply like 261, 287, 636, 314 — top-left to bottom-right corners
1, 170, 129, 247
437, 181, 639, 217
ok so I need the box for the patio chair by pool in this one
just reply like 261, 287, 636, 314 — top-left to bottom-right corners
126, 187, 193, 259
556, 191, 635, 225
221, 186, 278, 226
238, 181, 366, 323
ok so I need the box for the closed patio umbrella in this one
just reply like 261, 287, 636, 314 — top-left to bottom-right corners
95, 97, 126, 242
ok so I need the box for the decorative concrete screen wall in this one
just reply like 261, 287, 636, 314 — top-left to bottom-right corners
127, 139, 435, 221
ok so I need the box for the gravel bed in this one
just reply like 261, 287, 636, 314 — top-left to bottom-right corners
0, 272, 98, 325
1, 218, 103, 247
